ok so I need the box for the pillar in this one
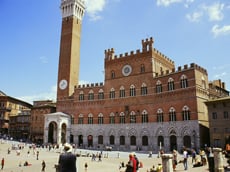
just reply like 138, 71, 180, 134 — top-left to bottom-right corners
213, 148, 224, 172
161, 154, 173, 172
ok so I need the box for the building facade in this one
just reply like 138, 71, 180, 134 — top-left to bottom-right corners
9, 109, 31, 141
44, 0, 229, 153
30, 100, 56, 144
0, 90, 32, 136
205, 97, 230, 149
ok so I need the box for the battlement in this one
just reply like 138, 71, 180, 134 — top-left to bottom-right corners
153, 48, 174, 65
76, 82, 104, 89
104, 37, 173, 64
155, 63, 207, 77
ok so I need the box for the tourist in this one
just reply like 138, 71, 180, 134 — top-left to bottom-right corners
183, 148, 188, 170
134, 153, 140, 172
58, 143, 77, 172
41, 160, 46, 171
1, 158, 4, 170
172, 149, 177, 170
125, 153, 137, 172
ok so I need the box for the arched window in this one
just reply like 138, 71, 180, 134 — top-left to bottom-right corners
78, 114, 84, 124
140, 64, 145, 73
168, 78, 174, 91
201, 76, 206, 89
88, 113, 93, 124
156, 80, 162, 93
141, 83, 148, 95
109, 112, 115, 124
120, 135, 125, 145
119, 112, 125, 124
130, 136, 136, 145
79, 91, 84, 101
98, 89, 104, 100
158, 136, 164, 146
142, 136, 148, 146
169, 107, 176, 121
130, 85, 136, 96
98, 135, 103, 144
119, 86, 125, 98
110, 135, 115, 145
111, 70, 115, 79
88, 90, 94, 100
109, 88, 115, 99
182, 106, 190, 120
98, 113, 104, 124
157, 108, 164, 122
141, 110, 148, 123
130, 111, 136, 123
180, 74, 188, 88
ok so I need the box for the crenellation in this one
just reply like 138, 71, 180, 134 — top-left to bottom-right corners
136, 49, 140, 54
130, 51, 134, 55
77, 82, 104, 89
184, 64, 188, 69
178, 66, 181, 71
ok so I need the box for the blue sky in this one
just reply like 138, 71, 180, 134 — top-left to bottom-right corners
0, 0, 230, 104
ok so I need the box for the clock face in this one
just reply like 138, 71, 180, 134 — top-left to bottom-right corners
59, 79, 68, 90
122, 65, 132, 76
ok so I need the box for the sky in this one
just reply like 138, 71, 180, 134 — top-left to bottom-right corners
0, 0, 230, 104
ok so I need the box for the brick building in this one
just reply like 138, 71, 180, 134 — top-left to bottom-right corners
205, 96, 230, 149
0, 90, 32, 137
9, 109, 31, 141
44, 0, 229, 152
30, 100, 56, 144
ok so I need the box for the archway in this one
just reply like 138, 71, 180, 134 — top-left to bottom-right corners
88, 135, 93, 147
61, 123, 67, 144
48, 122, 57, 144
78, 135, 83, 147
183, 135, 191, 148
170, 135, 177, 151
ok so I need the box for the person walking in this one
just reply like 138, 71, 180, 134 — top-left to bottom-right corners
41, 160, 46, 171
134, 153, 139, 172
183, 148, 188, 170
58, 143, 77, 172
1, 158, 4, 170
172, 150, 177, 170
37, 150, 40, 160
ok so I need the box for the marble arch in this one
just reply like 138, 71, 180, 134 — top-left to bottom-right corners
44, 112, 71, 145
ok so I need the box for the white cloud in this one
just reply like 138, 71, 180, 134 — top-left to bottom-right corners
18, 85, 57, 104
85, 0, 106, 21
17, 80, 92, 104
202, 2, 225, 21
184, 0, 194, 8
214, 72, 227, 79
186, 11, 203, 22
156, 0, 183, 7
211, 24, 230, 37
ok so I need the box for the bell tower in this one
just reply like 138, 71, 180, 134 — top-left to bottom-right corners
57, 0, 85, 100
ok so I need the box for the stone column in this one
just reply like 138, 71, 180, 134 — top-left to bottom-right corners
213, 148, 224, 172
161, 154, 173, 172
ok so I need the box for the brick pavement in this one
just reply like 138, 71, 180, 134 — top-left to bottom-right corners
0, 140, 229, 172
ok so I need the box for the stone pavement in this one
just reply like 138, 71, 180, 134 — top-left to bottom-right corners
0, 140, 229, 172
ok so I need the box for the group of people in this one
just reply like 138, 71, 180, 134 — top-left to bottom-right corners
125, 152, 141, 172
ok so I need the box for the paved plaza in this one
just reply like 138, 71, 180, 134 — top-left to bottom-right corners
0, 140, 229, 172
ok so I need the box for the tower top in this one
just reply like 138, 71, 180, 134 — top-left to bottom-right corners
61, 0, 85, 20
